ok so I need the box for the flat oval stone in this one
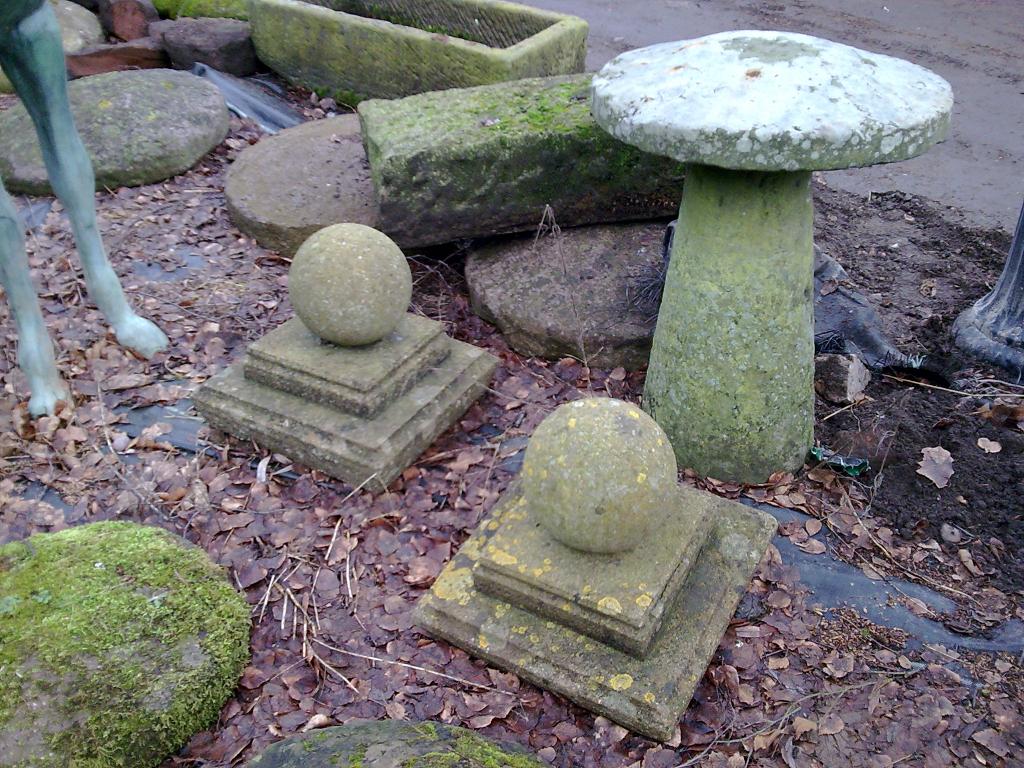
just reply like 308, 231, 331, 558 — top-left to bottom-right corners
0, 68, 229, 194
225, 115, 379, 257
246, 720, 545, 767
591, 30, 954, 172
465, 223, 663, 369
0, 521, 251, 768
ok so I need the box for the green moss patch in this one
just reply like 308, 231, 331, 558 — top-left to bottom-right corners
246, 720, 544, 767
0, 521, 251, 768
358, 74, 685, 248
153, 0, 250, 20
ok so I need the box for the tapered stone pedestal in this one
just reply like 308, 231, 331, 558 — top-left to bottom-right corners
196, 314, 496, 492
414, 399, 776, 745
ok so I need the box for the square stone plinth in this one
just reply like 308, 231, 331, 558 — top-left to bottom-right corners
195, 338, 497, 493
413, 486, 776, 742
244, 315, 450, 417
473, 490, 712, 657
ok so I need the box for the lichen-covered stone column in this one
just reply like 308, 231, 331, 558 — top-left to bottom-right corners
645, 165, 814, 481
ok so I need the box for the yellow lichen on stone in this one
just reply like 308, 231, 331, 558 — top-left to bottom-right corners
477, 634, 489, 650
489, 548, 519, 567
643, 692, 656, 704
598, 596, 623, 615
636, 472, 647, 483
568, 418, 577, 428
494, 603, 510, 619
636, 593, 653, 608
431, 567, 474, 606
609, 673, 634, 691
628, 409, 642, 420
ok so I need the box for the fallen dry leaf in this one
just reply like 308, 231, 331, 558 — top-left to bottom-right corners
917, 446, 954, 488
793, 716, 817, 740
818, 714, 845, 736
971, 728, 1011, 758
976, 437, 1002, 454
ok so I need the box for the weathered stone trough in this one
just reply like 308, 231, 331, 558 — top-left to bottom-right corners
250, 0, 588, 102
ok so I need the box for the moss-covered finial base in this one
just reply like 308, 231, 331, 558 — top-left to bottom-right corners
643, 164, 814, 482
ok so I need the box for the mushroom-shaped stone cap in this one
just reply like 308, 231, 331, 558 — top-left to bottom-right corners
591, 30, 954, 172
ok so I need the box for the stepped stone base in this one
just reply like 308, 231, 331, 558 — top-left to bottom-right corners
414, 485, 776, 741
196, 334, 496, 493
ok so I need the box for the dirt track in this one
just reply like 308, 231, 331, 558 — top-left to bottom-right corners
525, 0, 1024, 232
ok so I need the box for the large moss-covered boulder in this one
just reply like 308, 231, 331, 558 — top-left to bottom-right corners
247, 720, 545, 768
152, 0, 249, 20
0, 521, 251, 768
358, 74, 685, 248
0, 0, 105, 93
0, 68, 229, 194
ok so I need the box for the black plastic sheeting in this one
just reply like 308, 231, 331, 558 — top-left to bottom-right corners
189, 63, 303, 134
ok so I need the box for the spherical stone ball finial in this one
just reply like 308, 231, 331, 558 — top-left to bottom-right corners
520, 398, 678, 554
288, 223, 412, 346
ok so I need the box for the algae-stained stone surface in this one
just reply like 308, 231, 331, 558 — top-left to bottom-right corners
225, 115, 379, 257
474, 487, 711, 657
359, 75, 685, 248
152, 0, 249, 20
0, 0, 104, 93
250, 0, 587, 102
0, 521, 251, 768
0, 69, 229, 194
245, 315, 449, 417
466, 222, 664, 368
591, 30, 954, 172
195, 334, 497, 493
414, 485, 777, 742
246, 720, 545, 767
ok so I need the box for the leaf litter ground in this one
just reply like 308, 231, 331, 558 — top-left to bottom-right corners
0, 100, 1022, 768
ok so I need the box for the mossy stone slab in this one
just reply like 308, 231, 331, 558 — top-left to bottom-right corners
250, 0, 587, 103
245, 315, 449, 417
152, 0, 249, 20
246, 720, 544, 767
225, 115, 380, 257
359, 75, 685, 248
414, 485, 776, 742
195, 337, 497, 493
473, 485, 712, 657
466, 222, 664, 368
0, 521, 251, 768
0, 69, 229, 194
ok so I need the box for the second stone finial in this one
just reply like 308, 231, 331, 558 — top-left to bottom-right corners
521, 398, 677, 554
288, 222, 412, 347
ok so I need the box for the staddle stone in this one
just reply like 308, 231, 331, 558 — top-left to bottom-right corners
288, 223, 412, 346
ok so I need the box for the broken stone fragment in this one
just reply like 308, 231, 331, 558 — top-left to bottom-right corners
815, 353, 871, 405
151, 16, 257, 76
591, 30, 953, 482
66, 37, 168, 78
98, 0, 159, 41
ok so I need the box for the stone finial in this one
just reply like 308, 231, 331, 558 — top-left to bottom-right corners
288, 223, 412, 347
520, 398, 677, 553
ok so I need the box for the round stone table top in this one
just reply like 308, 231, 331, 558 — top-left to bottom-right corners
591, 30, 954, 172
